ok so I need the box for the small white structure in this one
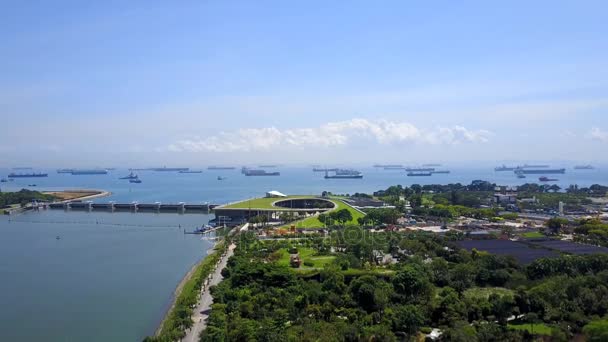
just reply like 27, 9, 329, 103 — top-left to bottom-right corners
266, 190, 287, 198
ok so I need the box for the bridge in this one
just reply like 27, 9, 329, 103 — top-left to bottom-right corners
46, 201, 218, 213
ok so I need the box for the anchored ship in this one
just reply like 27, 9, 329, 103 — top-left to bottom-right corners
71, 169, 108, 175
373, 164, 403, 168
207, 166, 236, 170
8, 173, 48, 178
119, 172, 139, 180
539, 176, 558, 182
179, 170, 203, 173
313, 168, 339, 172
523, 164, 549, 168
574, 165, 594, 170
514, 168, 565, 174
407, 172, 432, 177
324, 170, 363, 179
405, 167, 435, 172
243, 168, 280, 176
495, 165, 517, 171
150, 167, 189, 172
56, 169, 74, 173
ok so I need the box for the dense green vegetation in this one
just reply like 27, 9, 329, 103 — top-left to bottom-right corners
0, 189, 55, 207
200, 230, 608, 341
573, 218, 608, 247
144, 241, 227, 342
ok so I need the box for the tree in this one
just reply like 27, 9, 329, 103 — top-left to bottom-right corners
331, 209, 352, 226
545, 217, 569, 234
392, 305, 425, 336
392, 266, 432, 303
583, 318, 608, 341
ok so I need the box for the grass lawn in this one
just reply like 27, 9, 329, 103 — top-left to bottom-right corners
464, 287, 514, 300
220, 196, 305, 209
287, 199, 365, 229
522, 231, 545, 238
508, 323, 552, 335
276, 247, 336, 269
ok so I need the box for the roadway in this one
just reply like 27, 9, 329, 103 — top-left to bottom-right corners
183, 243, 236, 342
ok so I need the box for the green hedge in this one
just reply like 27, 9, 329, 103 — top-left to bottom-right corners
144, 241, 227, 341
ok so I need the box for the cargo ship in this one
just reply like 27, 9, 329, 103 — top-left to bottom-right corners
258, 165, 278, 168
8, 172, 48, 178
574, 165, 594, 170
373, 164, 403, 168
495, 165, 517, 171
243, 168, 280, 176
57, 169, 74, 174
179, 170, 203, 173
423, 163, 442, 167
523, 164, 549, 168
207, 166, 236, 170
407, 172, 432, 177
119, 172, 139, 179
313, 168, 338, 172
71, 169, 108, 175
150, 167, 189, 172
539, 176, 558, 182
324, 170, 363, 179
514, 168, 565, 174
405, 167, 435, 172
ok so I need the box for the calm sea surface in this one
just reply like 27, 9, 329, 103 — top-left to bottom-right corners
0, 164, 606, 341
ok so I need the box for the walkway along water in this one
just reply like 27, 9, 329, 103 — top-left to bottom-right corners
183, 242, 236, 342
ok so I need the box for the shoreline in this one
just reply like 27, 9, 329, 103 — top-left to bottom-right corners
44, 189, 112, 202
153, 259, 202, 336
154, 241, 218, 337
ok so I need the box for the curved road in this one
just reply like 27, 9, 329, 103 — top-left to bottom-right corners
183, 243, 236, 342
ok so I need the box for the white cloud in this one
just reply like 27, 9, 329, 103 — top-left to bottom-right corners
166, 119, 491, 153
589, 127, 608, 143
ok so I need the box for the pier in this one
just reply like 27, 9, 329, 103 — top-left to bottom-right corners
47, 201, 217, 213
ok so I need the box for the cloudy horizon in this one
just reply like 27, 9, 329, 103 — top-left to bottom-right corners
1, 1, 607, 167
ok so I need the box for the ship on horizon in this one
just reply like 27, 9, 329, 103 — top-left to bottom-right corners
495, 165, 517, 171
423, 163, 442, 167
324, 170, 363, 179
574, 165, 594, 170
207, 166, 236, 170
313, 167, 339, 172
373, 164, 403, 168
522, 164, 550, 168
179, 170, 203, 174
119, 172, 139, 180
71, 169, 108, 175
8, 172, 48, 178
151, 167, 189, 172
407, 171, 432, 177
242, 167, 280, 176
405, 167, 435, 172
57, 169, 74, 174
514, 167, 565, 174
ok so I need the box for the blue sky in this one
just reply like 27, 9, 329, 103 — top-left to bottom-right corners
1, 0, 607, 166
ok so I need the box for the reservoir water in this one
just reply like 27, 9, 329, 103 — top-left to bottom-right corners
0, 164, 606, 341
0, 211, 213, 342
